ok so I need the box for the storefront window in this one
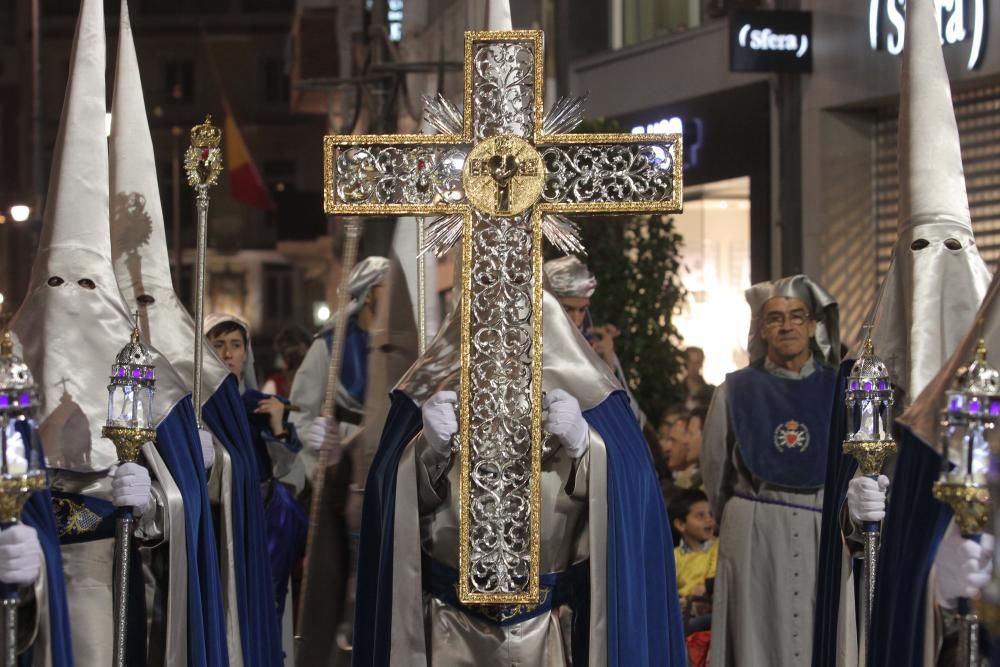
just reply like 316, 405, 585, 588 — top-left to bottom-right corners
672, 177, 752, 385
621, 0, 702, 47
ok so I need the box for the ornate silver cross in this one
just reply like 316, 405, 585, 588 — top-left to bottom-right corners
323, 29, 682, 605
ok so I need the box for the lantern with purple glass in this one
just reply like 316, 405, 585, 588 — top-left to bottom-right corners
934, 338, 998, 667
100, 318, 156, 667
978, 356, 1000, 638
0, 331, 46, 667
842, 332, 897, 655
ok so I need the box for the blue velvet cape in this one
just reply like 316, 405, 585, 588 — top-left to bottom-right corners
156, 397, 229, 666
237, 386, 307, 620
352, 389, 686, 666
323, 317, 369, 403
14, 421, 73, 667
202, 376, 283, 666
812, 359, 857, 667
867, 427, 951, 667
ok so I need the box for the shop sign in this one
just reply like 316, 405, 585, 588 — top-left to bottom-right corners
869, 0, 986, 70
730, 10, 813, 73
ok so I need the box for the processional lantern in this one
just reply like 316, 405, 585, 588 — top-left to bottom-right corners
933, 339, 996, 535
0, 332, 46, 667
100, 317, 157, 667
934, 339, 998, 667
980, 365, 1000, 637
843, 335, 897, 475
102, 319, 157, 455
842, 333, 897, 655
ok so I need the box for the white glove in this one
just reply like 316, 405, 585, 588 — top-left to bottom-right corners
112, 462, 153, 516
0, 524, 42, 586
544, 389, 589, 459
847, 475, 890, 524
422, 391, 458, 457
934, 529, 994, 608
306, 416, 338, 453
198, 429, 215, 470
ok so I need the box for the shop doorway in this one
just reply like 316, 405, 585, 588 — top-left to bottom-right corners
673, 176, 752, 385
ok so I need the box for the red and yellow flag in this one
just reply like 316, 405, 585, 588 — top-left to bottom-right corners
224, 110, 274, 210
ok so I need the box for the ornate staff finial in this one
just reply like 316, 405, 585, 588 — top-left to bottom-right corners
861, 324, 875, 357
842, 328, 896, 654
185, 114, 223, 427
184, 115, 223, 188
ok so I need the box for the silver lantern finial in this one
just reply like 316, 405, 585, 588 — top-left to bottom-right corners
100, 315, 157, 667
0, 331, 46, 521
0, 331, 46, 667
102, 316, 157, 458
934, 338, 996, 534
842, 330, 897, 658
934, 338, 998, 667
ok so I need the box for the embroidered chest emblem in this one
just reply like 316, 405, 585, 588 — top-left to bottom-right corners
774, 419, 810, 453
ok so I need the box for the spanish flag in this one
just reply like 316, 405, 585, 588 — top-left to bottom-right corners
224, 109, 274, 210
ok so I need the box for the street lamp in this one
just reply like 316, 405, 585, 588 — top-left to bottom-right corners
8, 206, 30, 223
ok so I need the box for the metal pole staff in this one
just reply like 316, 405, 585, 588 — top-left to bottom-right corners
416, 217, 427, 354
101, 323, 157, 667
932, 338, 995, 667
183, 116, 223, 426
0, 421, 15, 667
296, 218, 362, 636
0, 332, 45, 667
111, 507, 135, 667
842, 332, 897, 664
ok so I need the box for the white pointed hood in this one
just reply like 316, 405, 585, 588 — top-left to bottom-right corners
899, 270, 1000, 456
11, 0, 190, 472
866, 0, 992, 401
109, 0, 230, 404
486, 0, 513, 31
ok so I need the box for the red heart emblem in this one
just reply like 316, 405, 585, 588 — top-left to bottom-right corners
786, 434, 798, 445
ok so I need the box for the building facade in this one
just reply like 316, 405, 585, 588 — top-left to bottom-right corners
572, 0, 1000, 377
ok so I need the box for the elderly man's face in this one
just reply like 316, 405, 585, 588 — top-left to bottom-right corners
558, 296, 590, 329
759, 297, 816, 362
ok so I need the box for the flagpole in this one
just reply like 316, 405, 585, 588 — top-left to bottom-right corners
184, 116, 223, 425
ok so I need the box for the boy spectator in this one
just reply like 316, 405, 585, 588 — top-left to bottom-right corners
670, 489, 718, 600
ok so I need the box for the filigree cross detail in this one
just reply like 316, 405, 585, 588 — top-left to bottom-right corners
323, 29, 682, 605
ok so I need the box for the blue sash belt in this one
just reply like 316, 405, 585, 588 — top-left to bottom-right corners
732, 491, 822, 514
421, 552, 588, 627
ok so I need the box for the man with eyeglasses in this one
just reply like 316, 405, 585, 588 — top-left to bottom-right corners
700, 275, 841, 666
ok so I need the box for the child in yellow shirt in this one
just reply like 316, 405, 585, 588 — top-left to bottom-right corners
670, 489, 718, 599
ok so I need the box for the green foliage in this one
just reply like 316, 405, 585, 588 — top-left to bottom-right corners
547, 118, 688, 422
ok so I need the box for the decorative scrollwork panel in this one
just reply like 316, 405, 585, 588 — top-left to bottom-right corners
539, 142, 677, 206
464, 210, 536, 597
334, 145, 469, 206
472, 41, 536, 141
